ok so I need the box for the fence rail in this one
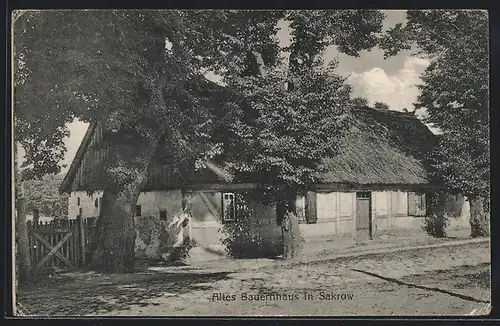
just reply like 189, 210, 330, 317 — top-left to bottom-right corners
27, 217, 97, 274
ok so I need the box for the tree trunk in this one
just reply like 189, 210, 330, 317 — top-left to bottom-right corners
469, 196, 490, 238
15, 197, 32, 283
90, 133, 163, 273
424, 191, 448, 238
242, 49, 305, 259
90, 184, 141, 273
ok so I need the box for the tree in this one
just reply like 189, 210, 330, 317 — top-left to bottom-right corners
23, 175, 68, 218
351, 97, 369, 108
379, 10, 489, 237
373, 101, 390, 110
14, 10, 385, 270
14, 10, 239, 273
207, 10, 384, 259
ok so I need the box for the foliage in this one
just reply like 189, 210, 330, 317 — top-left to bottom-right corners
422, 214, 449, 238
422, 192, 450, 238
23, 174, 68, 217
15, 9, 385, 197
223, 63, 352, 193
212, 10, 384, 200
220, 193, 262, 258
14, 10, 385, 269
14, 11, 233, 190
14, 10, 248, 272
351, 97, 369, 108
373, 102, 390, 111
221, 220, 262, 258
379, 10, 489, 202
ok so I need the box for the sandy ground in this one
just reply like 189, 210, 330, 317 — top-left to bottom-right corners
16, 241, 490, 317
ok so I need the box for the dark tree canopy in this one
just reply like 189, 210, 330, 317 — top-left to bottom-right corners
14, 10, 386, 269
379, 10, 489, 237
373, 102, 390, 111
379, 10, 489, 199
351, 97, 369, 108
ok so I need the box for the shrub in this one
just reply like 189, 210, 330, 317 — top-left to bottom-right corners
422, 214, 449, 238
221, 219, 265, 258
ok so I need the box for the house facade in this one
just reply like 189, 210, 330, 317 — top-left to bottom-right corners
60, 107, 444, 260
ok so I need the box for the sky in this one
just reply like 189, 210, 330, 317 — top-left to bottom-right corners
40, 10, 432, 174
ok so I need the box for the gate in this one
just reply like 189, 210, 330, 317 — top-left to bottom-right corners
27, 217, 98, 274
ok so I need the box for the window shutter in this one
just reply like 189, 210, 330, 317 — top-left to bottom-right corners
305, 191, 318, 224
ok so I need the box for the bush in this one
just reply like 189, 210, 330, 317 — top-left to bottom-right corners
162, 238, 196, 264
221, 219, 266, 258
422, 214, 449, 238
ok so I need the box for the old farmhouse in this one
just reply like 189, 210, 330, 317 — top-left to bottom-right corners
60, 107, 442, 260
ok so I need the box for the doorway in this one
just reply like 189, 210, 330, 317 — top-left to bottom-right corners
356, 191, 372, 241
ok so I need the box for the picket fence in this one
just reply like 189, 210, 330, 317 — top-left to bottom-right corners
27, 217, 98, 274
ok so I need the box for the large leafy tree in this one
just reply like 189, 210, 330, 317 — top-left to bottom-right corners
14, 10, 384, 269
203, 10, 384, 258
14, 10, 238, 272
22, 175, 68, 218
379, 10, 489, 237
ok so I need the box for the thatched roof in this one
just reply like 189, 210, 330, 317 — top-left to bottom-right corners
60, 104, 435, 193
159, 107, 435, 188
318, 107, 435, 184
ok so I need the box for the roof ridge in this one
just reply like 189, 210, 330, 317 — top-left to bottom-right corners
352, 107, 419, 119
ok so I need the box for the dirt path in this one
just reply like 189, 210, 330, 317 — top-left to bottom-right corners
17, 241, 490, 317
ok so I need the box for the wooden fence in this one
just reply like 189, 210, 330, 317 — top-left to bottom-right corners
27, 217, 98, 274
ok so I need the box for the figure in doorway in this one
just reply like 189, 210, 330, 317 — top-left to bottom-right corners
162, 195, 193, 264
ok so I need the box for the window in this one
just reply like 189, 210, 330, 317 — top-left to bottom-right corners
159, 209, 167, 221
79, 207, 83, 218
296, 194, 307, 224
136, 205, 142, 217
390, 191, 406, 216
222, 193, 236, 222
408, 192, 426, 217
77, 197, 80, 206
94, 198, 99, 208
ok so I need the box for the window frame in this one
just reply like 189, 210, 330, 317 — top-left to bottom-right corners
222, 192, 236, 222
408, 191, 426, 217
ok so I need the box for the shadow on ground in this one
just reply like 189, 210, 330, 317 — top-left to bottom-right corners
17, 270, 231, 316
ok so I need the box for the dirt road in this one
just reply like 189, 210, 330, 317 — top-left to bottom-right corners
17, 241, 491, 317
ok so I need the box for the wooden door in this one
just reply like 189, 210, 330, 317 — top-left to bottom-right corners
356, 192, 372, 240
408, 192, 417, 216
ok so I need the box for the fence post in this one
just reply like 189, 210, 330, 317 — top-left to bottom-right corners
77, 216, 86, 266
33, 208, 39, 226
16, 197, 32, 282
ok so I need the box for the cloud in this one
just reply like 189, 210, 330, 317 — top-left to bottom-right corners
346, 56, 429, 111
